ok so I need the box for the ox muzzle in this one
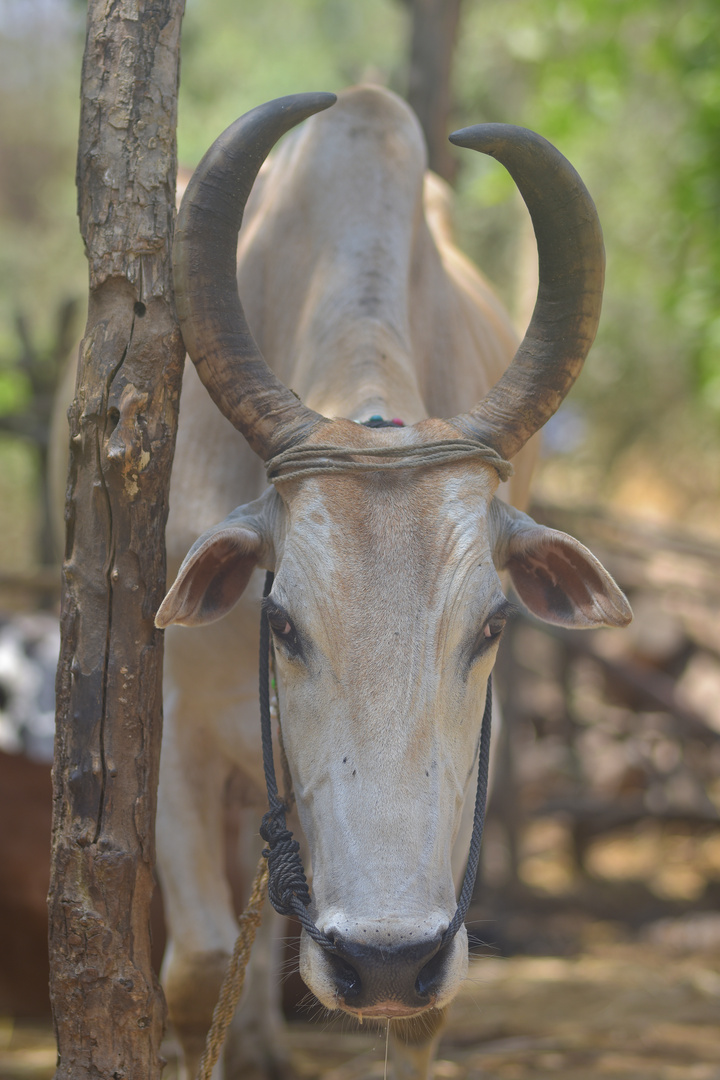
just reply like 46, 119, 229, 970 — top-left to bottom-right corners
313, 929, 458, 1016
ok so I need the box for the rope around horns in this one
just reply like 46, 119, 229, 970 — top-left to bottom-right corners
265, 437, 514, 485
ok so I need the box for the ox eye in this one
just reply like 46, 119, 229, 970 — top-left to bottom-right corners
270, 613, 292, 636
471, 601, 516, 662
264, 601, 302, 658
482, 616, 506, 642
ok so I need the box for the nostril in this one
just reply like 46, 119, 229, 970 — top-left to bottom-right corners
327, 951, 362, 1000
415, 939, 451, 999
325, 931, 449, 1009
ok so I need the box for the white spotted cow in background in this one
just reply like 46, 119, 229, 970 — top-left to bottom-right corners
0, 613, 59, 1017
155, 87, 631, 1079
0, 614, 58, 764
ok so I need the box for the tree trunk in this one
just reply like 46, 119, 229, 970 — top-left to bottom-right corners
405, 0, 463, 183
48, 3, 185, 1078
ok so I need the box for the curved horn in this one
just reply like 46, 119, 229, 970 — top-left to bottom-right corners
173, 93, 337, 460
447, 124, 605, 461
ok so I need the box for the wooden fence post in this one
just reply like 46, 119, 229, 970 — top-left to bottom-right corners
48, 2, 186, 1076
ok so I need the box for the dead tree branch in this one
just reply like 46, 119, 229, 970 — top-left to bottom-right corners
48, 3, 186, 1077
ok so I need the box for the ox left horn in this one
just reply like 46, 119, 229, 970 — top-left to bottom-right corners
173, 93, 337, 461
448, 124, 605, 462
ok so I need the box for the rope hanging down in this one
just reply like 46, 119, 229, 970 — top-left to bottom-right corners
196, 856, 269, 1080
258, 571, 335, 949
258, 569, 494, 952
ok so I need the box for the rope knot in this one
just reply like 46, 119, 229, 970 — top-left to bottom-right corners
260, 806, 312, 915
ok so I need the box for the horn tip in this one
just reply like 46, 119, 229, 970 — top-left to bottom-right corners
282, 91, 337, 119
449, 123, 534, 154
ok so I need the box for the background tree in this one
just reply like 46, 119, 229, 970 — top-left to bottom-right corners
452, 0, 720, 521
402, 0, 463, 181
47, 2, 185, 1077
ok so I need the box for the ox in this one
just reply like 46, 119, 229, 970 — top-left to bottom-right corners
155, 86, 631, 1079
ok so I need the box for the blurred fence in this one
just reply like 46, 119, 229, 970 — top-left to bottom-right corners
476, 499, 720, 956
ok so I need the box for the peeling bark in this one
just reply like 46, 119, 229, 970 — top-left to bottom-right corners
49, 3, 185, 1077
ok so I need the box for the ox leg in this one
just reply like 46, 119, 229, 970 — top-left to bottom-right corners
389, 1009, 447, 1080
222, 815, 293, 1080
158, 726, 293, 1079
157, 719, 239, 1080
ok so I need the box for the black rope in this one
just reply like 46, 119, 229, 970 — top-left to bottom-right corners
258, 569, 492, 950
441, 674, 492, 946
258, 571, 334, 947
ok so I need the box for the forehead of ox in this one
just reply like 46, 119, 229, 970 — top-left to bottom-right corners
271, 458, 502, 685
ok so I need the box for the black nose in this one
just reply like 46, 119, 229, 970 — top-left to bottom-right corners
325, 932, 450, 1011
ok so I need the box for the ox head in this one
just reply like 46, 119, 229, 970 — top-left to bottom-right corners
156, 93, 631, 1019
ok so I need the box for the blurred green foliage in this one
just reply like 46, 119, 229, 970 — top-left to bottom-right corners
177, 0, 406, 163
0, 0, 718, 515
454, 0, 720, 496
0, 0, 85, 411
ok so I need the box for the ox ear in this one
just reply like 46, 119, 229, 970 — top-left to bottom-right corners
490, 499, 632, 629
156, 501, 274, 629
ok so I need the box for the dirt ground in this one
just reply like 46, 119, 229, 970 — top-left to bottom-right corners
3, 927, 720, 1080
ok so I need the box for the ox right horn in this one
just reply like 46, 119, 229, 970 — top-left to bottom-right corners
173, 93, 337, 461
448, 125, 605, 462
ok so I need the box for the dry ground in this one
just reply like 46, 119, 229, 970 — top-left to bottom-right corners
3, 929, 720, 1080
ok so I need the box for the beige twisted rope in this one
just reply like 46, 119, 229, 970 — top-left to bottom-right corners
196, 652, 284, 1080
266, 437, 513, 484
196, 855, 269, 1080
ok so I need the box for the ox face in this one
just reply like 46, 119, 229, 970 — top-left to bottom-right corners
157, 421, 631, 1019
